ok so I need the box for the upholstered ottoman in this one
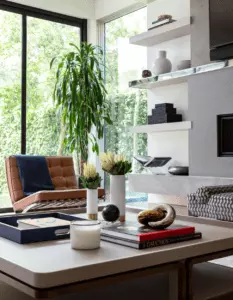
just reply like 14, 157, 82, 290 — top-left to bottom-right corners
188, 186, 233, 221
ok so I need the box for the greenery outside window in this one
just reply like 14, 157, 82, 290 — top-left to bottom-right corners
104, 8, 148, 204
0, 2, 87, 211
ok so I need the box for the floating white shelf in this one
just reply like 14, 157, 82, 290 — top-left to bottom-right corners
128, 173, 233, 197
130, 121, 192, 134
129, 61, 229, 90
129, 73, 190, 89
129, 17, 191, 47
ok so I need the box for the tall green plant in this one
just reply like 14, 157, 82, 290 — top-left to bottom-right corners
51, 42, 112, 167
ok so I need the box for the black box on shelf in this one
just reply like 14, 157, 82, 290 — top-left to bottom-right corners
148, 115, 154, 124
154, 114, 183, 124
152, 107, 177, 116
155, 103, 174, 109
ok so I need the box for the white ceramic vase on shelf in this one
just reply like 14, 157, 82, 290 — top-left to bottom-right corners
110, 175, 126, 222
152, 50, 172, 76
86, 189, 98, 220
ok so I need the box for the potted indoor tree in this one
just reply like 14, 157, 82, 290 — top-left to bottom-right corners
51, 42, 112, 174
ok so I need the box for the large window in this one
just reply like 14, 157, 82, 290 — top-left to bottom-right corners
104, 9, 148, 203
0, 2, 87, 209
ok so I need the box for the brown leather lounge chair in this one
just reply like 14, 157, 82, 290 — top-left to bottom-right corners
5, 156, 104, 212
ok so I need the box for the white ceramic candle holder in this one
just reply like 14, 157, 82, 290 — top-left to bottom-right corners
70, 220, 101, 250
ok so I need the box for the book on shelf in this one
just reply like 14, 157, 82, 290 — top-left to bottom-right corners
17, 217, 70, 229
101, 222, 195, 242
101, 232, 202, 249
149, 19, 175, 31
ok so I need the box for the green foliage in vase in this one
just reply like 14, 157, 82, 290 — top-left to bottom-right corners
108, 161, 132, 176
100, 153, 132, 176
80, 163, 102, 189
80, 175, 102, 190
51, 42, 112, 162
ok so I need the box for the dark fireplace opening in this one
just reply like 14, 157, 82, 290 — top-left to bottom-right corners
217, 114, 233, 157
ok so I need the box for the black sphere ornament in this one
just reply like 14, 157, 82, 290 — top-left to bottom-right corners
102, 205, 120, 222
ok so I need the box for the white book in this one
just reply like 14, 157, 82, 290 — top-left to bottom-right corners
17, 217, 70, 229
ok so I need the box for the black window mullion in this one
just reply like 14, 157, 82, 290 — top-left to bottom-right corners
21, 14, 27, 154
81, 19, 88, 42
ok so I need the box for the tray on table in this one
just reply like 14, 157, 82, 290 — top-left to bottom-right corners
0, 212, 84, 244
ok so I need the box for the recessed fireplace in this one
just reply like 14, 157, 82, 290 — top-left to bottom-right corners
217, 114, 233, 157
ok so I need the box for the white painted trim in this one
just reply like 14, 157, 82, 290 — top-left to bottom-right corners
96, 3, 146, 23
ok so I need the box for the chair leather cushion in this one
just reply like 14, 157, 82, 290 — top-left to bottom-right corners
15, 155, 54, 196
5, 156, 78, 203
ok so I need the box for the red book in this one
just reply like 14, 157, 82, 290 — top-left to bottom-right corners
101, 222, 195, 242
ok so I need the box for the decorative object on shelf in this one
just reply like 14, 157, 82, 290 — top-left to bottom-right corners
149, 14, 175, 31
152, 51, 172, 76
129, 67, 195, 89
134, 156, 171, 168
177, 60, 191, 70
70, 220, 101, 250
168, 166, 189, 176
158, 14, 173, 21
148, 103, 182, 124
80, 164, 102, 220
134, 156, 171, 175
102, 204, 120, 222
137, 204, 176, 229
100, 153, 132, 222
142, 69, 152, 78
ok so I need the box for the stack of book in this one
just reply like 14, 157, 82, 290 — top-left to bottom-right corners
148, 103, 182, 124
101, 222, 202, 249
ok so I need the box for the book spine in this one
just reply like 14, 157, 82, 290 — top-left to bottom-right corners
139, 233, 202, 249
138, 227, 195, 242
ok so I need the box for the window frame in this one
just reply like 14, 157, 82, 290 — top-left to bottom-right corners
0, 1, 87, 213
100, 6, 147, 194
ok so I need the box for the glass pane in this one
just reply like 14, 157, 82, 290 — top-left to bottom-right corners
27, 17, 80, 156
105, 9, 148, 203
0, 11, 21, 208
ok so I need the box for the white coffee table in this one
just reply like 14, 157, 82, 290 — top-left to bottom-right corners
0, 207, 233, 300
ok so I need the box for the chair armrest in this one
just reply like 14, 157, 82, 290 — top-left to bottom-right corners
196, 185, 233, 204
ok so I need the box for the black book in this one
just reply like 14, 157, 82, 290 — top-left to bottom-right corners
101, 232, 202, 249
101, 221, 195, 242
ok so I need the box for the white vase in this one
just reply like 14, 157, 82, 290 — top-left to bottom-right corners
152, 50, 172, 76
110, 175, 126, 222
86, 189, 98, 220
177, 59, 191, 70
